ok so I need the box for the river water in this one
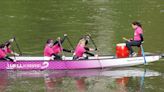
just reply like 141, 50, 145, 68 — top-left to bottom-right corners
0, 0, 163, 92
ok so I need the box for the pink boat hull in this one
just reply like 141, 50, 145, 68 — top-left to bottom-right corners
1, 60, 101, 70
0, 55, 160, 70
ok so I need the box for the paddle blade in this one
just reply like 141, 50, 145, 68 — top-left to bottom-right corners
122, 37, 128, 41
161, 54, 164, 58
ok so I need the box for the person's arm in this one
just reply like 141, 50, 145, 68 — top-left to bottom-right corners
11, 52, 20, 56
4, 56, 14, 61
140, 34, 144, 42
53, 34, 67, 46
84, 52, 94, 56
51, 53, 61, 60
53, 40, 59, 45
6, 48, 19, 56
63, 49, 73, 53
84, 47, 95, 56
85, 40, 88, 45
84, 47, 96, 51
84, 47, 89, 51
4, 39, 14, 46
60, 35, 67, 44
0, 50, 14, 61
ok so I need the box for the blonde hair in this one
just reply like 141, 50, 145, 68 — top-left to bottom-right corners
78, 39, 86, 45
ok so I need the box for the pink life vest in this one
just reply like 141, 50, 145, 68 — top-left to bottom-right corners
52, 44, 62, 54
5, 48, 12, 54
134, 27, 143, 41
44, 45, 54, 57
0, 49, 7, 58
74, 44, 86, 57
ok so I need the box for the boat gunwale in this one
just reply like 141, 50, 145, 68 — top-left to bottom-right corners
4, 54, 161, 62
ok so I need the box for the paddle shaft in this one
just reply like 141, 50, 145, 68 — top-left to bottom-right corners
58, 39, 65, 56
122, 37, 129, 42
88, 35, 97, 50
140, 44, 147, 64
66, 36, 74, 50
13, 37, 22, 56
11, 45, 16, 60
140, 69, 146, 92
87, 35, 103, 68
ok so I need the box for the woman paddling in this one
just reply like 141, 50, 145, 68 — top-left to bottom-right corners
44, 34, 72, 60
52, 34, 73, 59
44, 39, 56, 60
125, 21, 144, 57
0, 44, 15, 62
4, 40, 19, 56
73, 36, 97, 60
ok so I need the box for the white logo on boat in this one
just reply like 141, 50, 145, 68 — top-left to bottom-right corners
6, 62, 49, 69
41, 62, 49, 69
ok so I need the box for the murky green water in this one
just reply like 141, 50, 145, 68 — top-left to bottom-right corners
0, 68, 163, 92
0, 0, 163, 92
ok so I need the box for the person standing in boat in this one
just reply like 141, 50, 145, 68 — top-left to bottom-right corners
125, 21, 144, 57
52, 34, 72, 60
0, 44, 15, 62
73, 36, 97, 60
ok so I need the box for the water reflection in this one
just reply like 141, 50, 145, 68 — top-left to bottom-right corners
44, 75, 63, 92
0, 71, 8, 92
0, 68, 161, 92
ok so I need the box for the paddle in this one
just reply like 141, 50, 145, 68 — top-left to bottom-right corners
140, 44, 147, 64
140, 68, 146, 92
87, 34, 98, 50
122, 37, 147, 64
58, 38, 65, 60
13, 37, 22, 56
11, 44, 16, 60
122, 37, 130, 42
66, 36, 74, 50
87, 34, 103, 68
162, 54, 164, 58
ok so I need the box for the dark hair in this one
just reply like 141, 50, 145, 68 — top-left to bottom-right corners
46, 39, 53, 44
0, 44, 5, 48
85, 40, 88, 45
132, 21, 142, 28
5, 41, 12, 47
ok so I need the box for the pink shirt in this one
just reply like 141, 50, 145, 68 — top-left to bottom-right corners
74, 44, 86, 57
134, 27, 143, 41
44, 45, 54, 57
0, 49, 6, 58
5, 48, 12, 54
52, 44, 62, 54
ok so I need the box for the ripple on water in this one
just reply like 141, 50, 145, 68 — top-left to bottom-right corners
160, 10, 164, 13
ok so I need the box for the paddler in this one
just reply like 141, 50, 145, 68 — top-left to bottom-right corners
73, 35, 97, 60
52, 34, 73, 60
44, 39, 61, 60
125, 21, 144, 57
44, 34, 72, 60
4, 39, 20, 56
0, 44, 15, 62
